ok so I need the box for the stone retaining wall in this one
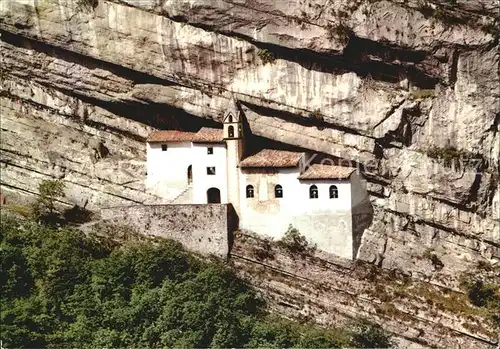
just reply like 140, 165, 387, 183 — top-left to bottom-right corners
101, 204, 236, 257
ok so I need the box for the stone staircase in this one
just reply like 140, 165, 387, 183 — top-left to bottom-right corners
169, 185, 193, 204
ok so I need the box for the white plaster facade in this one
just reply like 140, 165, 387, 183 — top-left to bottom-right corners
238, 167, 367, 259
146, 141, 193, 202
192, 143, 228, 204
145, 111, 371, 260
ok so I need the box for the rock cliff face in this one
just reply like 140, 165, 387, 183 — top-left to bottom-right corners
0, 0, 498, 346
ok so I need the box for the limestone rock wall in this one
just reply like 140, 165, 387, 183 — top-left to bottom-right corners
0, 0, 498, 346
231, 232, 499, 348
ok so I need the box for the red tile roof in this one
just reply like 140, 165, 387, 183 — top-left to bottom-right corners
147, 130, 197, 143
239, 149, 304, 168
192, 127, 224, 143
298, 164, 356, 180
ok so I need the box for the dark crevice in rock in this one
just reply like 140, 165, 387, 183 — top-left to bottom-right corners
374, 104, 426, 153
487, 112, 500, 137
254, 39, 440, 89
243, 134, 304, 157
480, 174, 500, 217
163, 14, 441, 88
449, 50, 460, 86
364, 175, 391, 186
241, 101, 364, 136
3, 89, 143, 143
41, 84, 220, 133
0, 29, 176, 87
462, 158, 488, 208
344, 37, 441, 88
367, 190, 385, 199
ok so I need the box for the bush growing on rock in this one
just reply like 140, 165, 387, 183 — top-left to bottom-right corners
257, 48, 276, 64
76, 0, 98, 11
278, 224, 314, 254
466, 280, 499, 308
32, 179, 66, 225
350, 321, 394, 348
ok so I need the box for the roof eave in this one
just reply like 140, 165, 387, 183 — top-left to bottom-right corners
147, 140, 194, 143
298, 177, 351, 181
192, 140, 225, 144
239, 164, 299, 169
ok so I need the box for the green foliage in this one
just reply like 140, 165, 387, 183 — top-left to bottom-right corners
465, 280, 499, 308
258, 49, 276, 64
350, 321, 394, 348
425, 145, 472, 168
2, 204, 33, 218
458, 278, 500, 327
1, 217, 390, 348
278, 225, 313, 254
32, 179, 66, 224
409, 88, 435, 100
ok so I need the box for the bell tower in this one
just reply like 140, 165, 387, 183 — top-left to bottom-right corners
224, 99, 244, 216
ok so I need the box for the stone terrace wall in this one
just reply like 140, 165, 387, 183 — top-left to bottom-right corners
100, 204, 235, 257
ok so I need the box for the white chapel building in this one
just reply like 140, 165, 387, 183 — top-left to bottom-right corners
145, 108, 371, 259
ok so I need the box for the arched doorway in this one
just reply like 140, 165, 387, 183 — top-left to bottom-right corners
187, 165, 192, 184
207, 187, 221, 203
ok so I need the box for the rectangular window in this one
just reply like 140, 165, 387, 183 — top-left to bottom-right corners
207, 147, 214, 155
207, 167, 216, 175
161, 144, 168, 151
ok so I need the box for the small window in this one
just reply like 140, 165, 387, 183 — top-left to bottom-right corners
228, 114, 233, 123
228, 125, 235, 138
207, 167, 216, 175
329, 185, 338, 199
161, 144, 168, 151
275, 184, 283, 198
309, 185, 318, 199
207, 147, 214, 155
246, 185, 254, 198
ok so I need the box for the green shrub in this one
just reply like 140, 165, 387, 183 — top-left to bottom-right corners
425, 145, 472, 168
409, 88, 435, 100
350, 321, 394, 348
2, 204, 33, 218
278, 225, 311, 254
466, 280, 499, 308
32, 179, 66, 225
257, 49, 276, 64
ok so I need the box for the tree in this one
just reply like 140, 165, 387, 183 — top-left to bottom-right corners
350, 321, 393, 348
32, 179, 66, 224
278, 225, 310, 253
